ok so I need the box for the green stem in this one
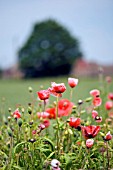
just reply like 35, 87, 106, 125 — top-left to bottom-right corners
70, 88, 73, 101
106, 142, 110, 170
56, 94, 60, 157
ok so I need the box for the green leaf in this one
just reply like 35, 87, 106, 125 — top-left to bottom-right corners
14, 141, 26, 154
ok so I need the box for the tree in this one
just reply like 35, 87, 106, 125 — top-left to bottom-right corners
18, 19, 82, 78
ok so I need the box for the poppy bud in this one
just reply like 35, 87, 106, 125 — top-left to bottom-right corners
85, 97, 92, 102
28, 106, 32, 114
86, 139, 94, 148
104, 131, 112, 141
18, 118, 23, 127
7, 128, 13, 137
68, 78, 78, 88
28, 86, 33, 93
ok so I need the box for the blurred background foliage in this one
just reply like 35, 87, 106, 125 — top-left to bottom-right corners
18, 19, 82, 78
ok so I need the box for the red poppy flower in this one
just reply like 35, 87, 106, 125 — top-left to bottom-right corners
86, 139, 94, 148
68, 78, 78, 88
51, 82, 66, 93
46, 108, 56, 119
108, 93, 113, 100
90, 89, 100, 97
104, 131, 112, 141
93, 97, 102, 107
37, 89, 50, 100
69, 117, 81, 128
13, 109, 21, 119
82, 125, 100, 139
105, 101, 113, 110
42, 119, 50, 128
48, 87, 62, 97
58, 99, 74, 117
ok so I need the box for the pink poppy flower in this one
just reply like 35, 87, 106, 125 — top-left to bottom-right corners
108, 93, 113, 100
104, 131, 112, 141
42, 119, 50, 128
86, 139, 94, 148
51, 159, 60, 170
92, 110, 98, 119
90, 89, 100, 97
13, 109, 21, 119
93, 97, 102, 107
105, 101, 113, 110
68, 77, 78, 88
95, 116, 102, 123
37, 89, 50, 100
82, 125, 100, 139
37, 112, 50, 119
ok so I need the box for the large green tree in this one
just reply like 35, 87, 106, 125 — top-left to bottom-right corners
18, 19, 82, 77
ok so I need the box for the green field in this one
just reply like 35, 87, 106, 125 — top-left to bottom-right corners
0, 76, 112, 117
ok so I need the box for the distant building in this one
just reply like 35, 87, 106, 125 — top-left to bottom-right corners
2, 64, 24, 79
71, 59, 113, 77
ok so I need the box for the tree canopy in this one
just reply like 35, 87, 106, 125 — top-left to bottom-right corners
18, 19, 82, 77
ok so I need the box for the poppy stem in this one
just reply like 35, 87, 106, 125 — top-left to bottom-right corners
106, 141, 110, 170
70, 88, 73, 101
56, 94, 60, 157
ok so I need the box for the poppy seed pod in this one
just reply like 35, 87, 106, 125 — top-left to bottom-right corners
18, 118, 23, 127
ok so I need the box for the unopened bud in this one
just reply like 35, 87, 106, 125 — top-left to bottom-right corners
28, 106, 32, 114
78, 100, 83, 105
7, 116, 11, 121
8, 108, 12, 112
73, 105, 77, 109
18, 118, 23, 127
85, 97, 92, 102
28, 87, 33, 93
7, 128, 13, 137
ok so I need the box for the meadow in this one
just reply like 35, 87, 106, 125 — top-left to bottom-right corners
0, 76, 103, 115
0, 76, 113, 170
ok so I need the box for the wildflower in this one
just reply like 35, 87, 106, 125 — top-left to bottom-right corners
69, 117, 81, 129
58, 99, 74, 117
82, 125, 100, 139
42, 119, 50, 128
90, 89, 100, 97
46, 108, 56, 119
51, 159, 60, 170
68, 77, 78, 88
38, 124, 46, 131
50, 82, 66, 94
92, 110, 98, 119
92, 110, 102, 123
86, 139, 94, 148
37, 112, 50, 119
105, 101, 113, 110
48, 87, 62, 97
93, 97, 102, 107
108, 93, 113, 100
95, 116, 102, 123
37, 89, 50, 100
13, 109, 21, 119
104, 131, 112, 141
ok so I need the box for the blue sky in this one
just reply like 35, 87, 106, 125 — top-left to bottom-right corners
0, 0, 113, 69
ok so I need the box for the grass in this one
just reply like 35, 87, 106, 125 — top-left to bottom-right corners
0, 76, 112, 117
